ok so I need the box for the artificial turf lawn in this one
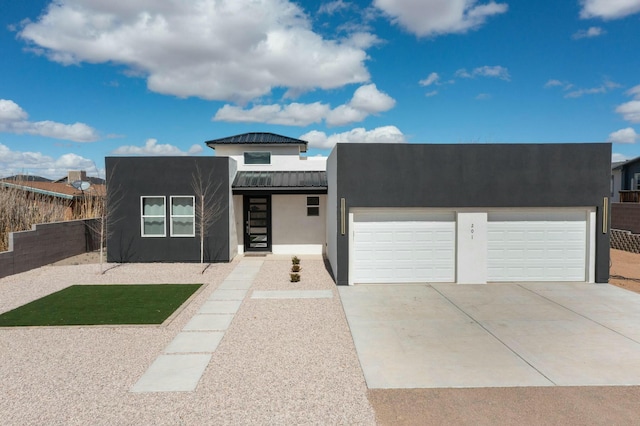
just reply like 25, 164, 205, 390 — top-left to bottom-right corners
0, 284, 202, 326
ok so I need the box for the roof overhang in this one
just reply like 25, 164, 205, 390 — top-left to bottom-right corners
232, 171, 327, 194
205, 132, 309, 153
0, 181, 75, 200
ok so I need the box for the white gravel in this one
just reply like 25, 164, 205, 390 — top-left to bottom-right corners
0, 257, 376, 425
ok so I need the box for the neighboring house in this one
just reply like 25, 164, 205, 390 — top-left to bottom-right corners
106, 134, 611, 285
1, 171, 106, 220
612, 156, 640, 202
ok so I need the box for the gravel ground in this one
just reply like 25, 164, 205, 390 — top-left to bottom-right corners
0, 257, 375, 425
609, 249, 640, 293
4, 249, 640, 425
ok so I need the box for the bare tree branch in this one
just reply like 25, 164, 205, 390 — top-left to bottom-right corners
191, 162, 225, 272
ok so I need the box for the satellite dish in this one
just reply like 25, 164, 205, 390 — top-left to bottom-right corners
72, 180, 91, 191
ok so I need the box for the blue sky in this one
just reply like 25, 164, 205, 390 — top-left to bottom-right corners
1, 0, 640, 178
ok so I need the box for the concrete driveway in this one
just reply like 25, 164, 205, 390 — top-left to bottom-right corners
339, 282, 640, 389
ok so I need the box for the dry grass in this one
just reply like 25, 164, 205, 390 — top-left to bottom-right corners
0, 183, 104, 252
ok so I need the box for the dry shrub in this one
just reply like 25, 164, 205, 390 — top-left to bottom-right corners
0, 184, 104, 252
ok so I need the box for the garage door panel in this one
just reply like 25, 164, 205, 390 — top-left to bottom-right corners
352, 212, 455, 283
488, 211, 587, 282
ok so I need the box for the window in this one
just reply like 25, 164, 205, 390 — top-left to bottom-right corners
244, 151, 271, 165
141, 196, 166, 237
611, 176, 614, 197
170, 196, 195, 237
635, 173, 640, 190
307, 196, 320, 216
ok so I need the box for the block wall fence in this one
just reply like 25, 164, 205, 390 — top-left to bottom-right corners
611, 203, 640, 254
0, 219, 100, 279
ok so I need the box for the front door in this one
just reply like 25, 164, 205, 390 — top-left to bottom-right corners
243, 195, 271, 252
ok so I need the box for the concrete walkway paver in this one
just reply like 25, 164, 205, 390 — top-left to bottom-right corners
183, 313, 235, 331
198, 300, 242, 313
131, 259, 263, 393
130, 354, 212, 392
251, 289, 333, 299
164, 331, 224, 354
208, 289, 248, 300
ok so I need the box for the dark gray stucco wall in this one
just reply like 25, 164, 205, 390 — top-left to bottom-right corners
106, 157, 230, 263
0, 219, 100, 279
333, 143, 611, 285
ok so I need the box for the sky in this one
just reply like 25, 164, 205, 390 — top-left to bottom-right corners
1, 0, 640, 179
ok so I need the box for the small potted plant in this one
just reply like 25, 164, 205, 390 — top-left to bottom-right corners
290, 256, 301, 282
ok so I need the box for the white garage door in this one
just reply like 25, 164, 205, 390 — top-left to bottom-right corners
352, 211, 456, 283
488, 210, 587, 282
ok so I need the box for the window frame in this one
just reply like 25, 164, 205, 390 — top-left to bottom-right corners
170, 195, 196, 237
244, 151, 271, 165
140, 196, 166, 237
306, 196, 320, 217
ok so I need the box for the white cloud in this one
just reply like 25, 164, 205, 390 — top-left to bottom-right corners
19, 0, 373, 103
455, 65, 511, 81
111, 139, 203, 156
572, 26, 606, 39
325, 105, 369, 127
374, 0, 507, 37
626, 85, 640, 98
544, 79, 565, 88
300, 125, 406, 149
616, 101, 640, 123
318, 0, 350, 15
608, 127, 639, 143
0, 143, 97, 179
213, 103, 330, 126
475, 93, 491, 100
615, 86, 640, 123
419, 72, 440, 87
0, 99, 28, 122
580, 0, 640, 20
425, 90, 439, 97
348, 84, 396, 113
0, 99, 99, 142
612, 152, 629, 162
546, 78, 620, 98
213, 84, 395, 127
565, 79, 621, 98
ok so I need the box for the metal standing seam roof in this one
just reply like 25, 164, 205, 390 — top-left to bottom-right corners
0, 181, 105, 199
232, 171, 327, 190
612, 156, 640, 170
205, 132, 308, 152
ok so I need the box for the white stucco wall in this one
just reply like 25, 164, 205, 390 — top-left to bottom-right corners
233, 193, 326, 254
271, 194, 326, 254
214, 145, 326, 171
233, 195, 244, 254
326, 148, 338, 279
456, 212, 488, 284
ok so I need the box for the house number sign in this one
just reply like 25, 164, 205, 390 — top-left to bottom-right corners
470, 223, 474, 240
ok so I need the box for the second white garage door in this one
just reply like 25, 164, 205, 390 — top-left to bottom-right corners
487, 210, 588, 282
352, 211, 456, 283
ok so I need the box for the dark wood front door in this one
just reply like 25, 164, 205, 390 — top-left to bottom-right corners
243, 195, 271, 252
